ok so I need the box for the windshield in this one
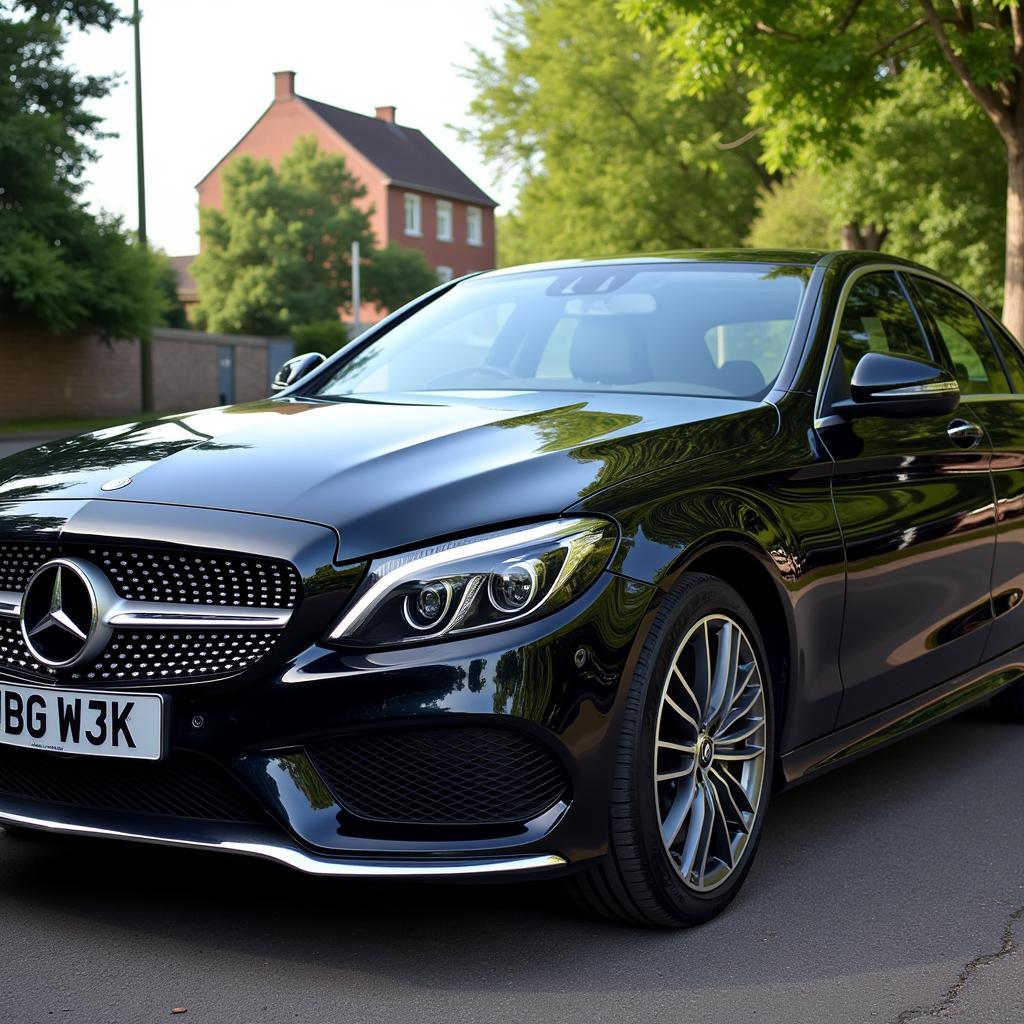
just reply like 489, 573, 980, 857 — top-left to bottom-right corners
312, 263, 810, 401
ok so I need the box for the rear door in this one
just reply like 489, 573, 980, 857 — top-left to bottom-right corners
908, 277, 1024, 661
818, 270, 996, 726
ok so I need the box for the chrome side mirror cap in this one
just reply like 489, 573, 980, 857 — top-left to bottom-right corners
271, 352, 326, 393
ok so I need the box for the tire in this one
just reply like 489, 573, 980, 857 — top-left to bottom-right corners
991, 678, 1024, 722
568, 572, 775, 927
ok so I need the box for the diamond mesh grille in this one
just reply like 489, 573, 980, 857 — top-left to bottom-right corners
79, 546, 300, 607
0, 746, 268, 823
0, 542, 55, 593
307, 727, 568, 826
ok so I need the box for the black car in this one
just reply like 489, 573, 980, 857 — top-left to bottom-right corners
1, 249, 1023, 927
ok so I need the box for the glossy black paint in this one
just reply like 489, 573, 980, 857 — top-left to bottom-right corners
2, 248, 1023, 873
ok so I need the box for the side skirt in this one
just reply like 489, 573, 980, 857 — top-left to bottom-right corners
780, 647, 1024, 786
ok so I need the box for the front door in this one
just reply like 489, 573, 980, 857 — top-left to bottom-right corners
817, 270, 996, 726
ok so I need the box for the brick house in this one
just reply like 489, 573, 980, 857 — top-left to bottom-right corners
174, 70, 497, 315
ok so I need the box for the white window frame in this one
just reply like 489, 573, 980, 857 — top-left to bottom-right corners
436, 265, 454, 283
403, 193, 422, 237
436, 200, 453, 242
466, 206, 483, 247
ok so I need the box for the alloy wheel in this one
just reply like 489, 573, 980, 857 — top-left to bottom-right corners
653, 614, 768, 892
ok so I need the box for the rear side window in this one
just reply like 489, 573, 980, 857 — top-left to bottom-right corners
982, 310, 1024, 393
912, 278, 1009, 395
836, 273, 933, 382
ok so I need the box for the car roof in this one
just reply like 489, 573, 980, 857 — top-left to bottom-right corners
477, 249, 937, 279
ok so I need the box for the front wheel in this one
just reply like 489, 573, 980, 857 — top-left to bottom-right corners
569, 573, 775, 927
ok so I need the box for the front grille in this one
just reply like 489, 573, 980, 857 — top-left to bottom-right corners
307, 726, 568, 826
69, 630, 281, 683
0, 541, 55, 592
79, 546, 300, 607
0, 746, 267, 823
0, 541, 302, 684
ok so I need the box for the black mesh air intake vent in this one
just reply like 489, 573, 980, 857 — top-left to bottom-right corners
307, 726, 568, 826
0, 747, 267, 823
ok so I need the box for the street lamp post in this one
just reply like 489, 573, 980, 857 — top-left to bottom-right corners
134, 0, 153, 412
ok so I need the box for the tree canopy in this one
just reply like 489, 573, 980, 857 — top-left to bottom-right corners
622, 0, 1024, 333
461, 0, 769, 266
0, 0, 165, 337
193, 136, 438, 334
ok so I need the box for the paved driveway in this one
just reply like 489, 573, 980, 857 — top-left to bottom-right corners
0, 437, 55, 461
0, 706, 1021, 1023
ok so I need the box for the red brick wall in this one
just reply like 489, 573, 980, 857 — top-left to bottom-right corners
0, 328, 280, 421
0, 329, 141, 421
386, 186, 496, 277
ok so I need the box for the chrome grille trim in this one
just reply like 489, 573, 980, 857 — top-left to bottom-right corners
0, 592, 20, 619
105, 600, 291, 630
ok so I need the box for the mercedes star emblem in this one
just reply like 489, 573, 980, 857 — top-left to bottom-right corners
20, 558, 112, 669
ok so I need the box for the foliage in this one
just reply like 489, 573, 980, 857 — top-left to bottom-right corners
292, 319, 351, 357
0, 0, 165, 337
621, 0, 1024, 327
746, 172, 838, 250
363, 243, 440, 311
150, 250, 189, 329
461, 0, 770, 266
194, 137, 439, 334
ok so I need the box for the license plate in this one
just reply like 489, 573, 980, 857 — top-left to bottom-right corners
0, 681, 164, 760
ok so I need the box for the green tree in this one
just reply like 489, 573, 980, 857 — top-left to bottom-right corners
0, 0, 164, 337
193, 137, 437, 334
624, 0, 1024, 334
746, 172, 838, 250
461, 0, 769, 266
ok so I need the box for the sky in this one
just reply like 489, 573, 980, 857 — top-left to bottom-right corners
63, 0, 513, 256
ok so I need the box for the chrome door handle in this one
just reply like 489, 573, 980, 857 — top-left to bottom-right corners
947, 418, 984, 449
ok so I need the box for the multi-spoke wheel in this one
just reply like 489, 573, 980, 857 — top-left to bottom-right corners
654, 615, 767, 892
568, 573, 774, 927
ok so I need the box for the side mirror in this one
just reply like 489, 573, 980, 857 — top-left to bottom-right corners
836, 351, 960, 420
271, 352, 326, 393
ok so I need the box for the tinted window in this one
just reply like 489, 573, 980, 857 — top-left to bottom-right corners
913, 278, 1008, 395
836, 273, 933, 381
313, 264, 809, 400
982, 310, 1024, 393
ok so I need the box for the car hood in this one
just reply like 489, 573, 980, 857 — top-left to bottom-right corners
0, 391, 777, 561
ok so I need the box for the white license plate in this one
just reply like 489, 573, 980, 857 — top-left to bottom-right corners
0, 681, 164, 760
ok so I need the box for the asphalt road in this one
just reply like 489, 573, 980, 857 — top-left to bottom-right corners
0, 706, 1022, 1024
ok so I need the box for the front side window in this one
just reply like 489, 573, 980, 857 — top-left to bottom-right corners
436, 200, 453, 242
913, 278, 1009, 395
467, 206, 483, 246
403, 193, 422, 237
836, 272, 933, 382
311, 263, 809, 400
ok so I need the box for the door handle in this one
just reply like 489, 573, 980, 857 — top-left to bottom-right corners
947, 418, 984, 449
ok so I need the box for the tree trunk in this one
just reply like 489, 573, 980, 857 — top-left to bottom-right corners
1004, 142, 1024, 340
841, 222, 887, 251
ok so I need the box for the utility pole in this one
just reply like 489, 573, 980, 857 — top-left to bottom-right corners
134, 0, 153, 412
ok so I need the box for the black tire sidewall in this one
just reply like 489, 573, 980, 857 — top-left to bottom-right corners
626, 575, 776, 923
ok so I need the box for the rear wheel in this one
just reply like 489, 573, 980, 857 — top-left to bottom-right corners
569, 573, 775, 927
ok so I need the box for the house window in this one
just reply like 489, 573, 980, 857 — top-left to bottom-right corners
436, 200, 453, 242
467, 206, 483, 246
436, 265, 454, 283
404, 193, 422, 236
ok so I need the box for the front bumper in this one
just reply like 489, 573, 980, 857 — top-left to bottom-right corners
0, 567, 659, 877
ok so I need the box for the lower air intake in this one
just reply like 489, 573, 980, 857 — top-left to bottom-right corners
0, 747, 267, 824
307, 726, 568, 826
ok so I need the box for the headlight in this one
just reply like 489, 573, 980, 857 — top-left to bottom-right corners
327, 517, 618, 647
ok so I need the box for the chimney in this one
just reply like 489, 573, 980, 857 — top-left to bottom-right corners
274, 70, 296, 102
375, 105, 396, 124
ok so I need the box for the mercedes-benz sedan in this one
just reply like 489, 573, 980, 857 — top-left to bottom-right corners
1, 250, 1023, 927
